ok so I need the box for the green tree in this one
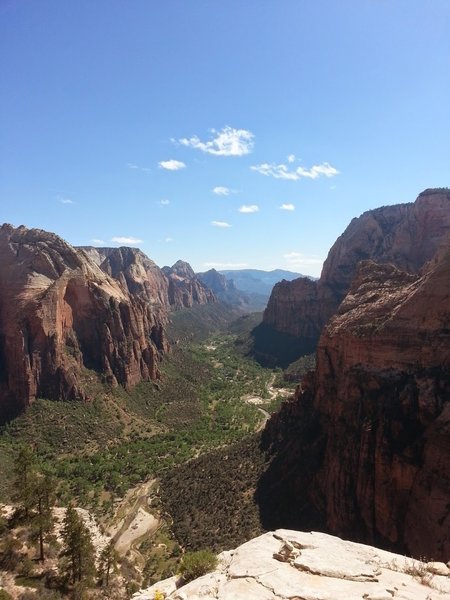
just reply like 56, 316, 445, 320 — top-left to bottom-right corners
13, 444, 36, 519
97, 540, 117, 587
61, 506, 96, 588
31, 472, 54, 561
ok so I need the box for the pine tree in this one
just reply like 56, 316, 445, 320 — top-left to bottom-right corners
61, 506, 96, 587
13, 444, 36, 519
31, 472, 54, 561
98, 540, 117, 587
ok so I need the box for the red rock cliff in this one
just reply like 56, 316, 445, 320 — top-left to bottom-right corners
0, 226, 170, 420
82, 249, 217, 311
162, 260, 216, 309
258, 244, 450, 560
260, 189, 450, 364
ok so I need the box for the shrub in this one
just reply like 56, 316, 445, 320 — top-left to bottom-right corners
0, 590, 13, 600
179, 550, 218, 583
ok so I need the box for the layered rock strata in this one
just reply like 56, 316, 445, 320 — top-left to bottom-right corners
0, 226, 172, 419
162, 260, 216, 309
80, 251, 216, 312
135, 529, 450, 600
257, 245, 450, 560
258, 188, 450, 364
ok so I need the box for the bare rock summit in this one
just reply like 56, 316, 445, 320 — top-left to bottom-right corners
134, 529, 450, 600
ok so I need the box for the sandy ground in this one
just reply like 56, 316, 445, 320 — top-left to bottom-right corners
115, 506, 159, 556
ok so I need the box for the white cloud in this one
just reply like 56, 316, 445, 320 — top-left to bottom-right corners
287, 154, 296, 163
158, 159, 186, 171
238, 204, 259, 213
111, 236, 143, 245
58, 197, 73, 204
160, 199, 170, 205
251, 161, 339, 181
213, 186, 231, 196
165, 237, 173, 242
280, 203, 295, 211
211, 221, 232, 228
91, 238, 105, 245
178, 126, 254, 156
203, 262, 249, 269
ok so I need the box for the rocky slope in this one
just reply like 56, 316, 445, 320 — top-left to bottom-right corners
257, 243, 450, 560
135, 529, 450, 600
257, 188, 450, 365
0, 227, 171, 421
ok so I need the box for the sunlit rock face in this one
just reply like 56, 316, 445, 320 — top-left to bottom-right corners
258, 243, 450, 560
134, 529, 450, 600
162, 260, 216, 309
259, 188, 450, 365
0, 225, 170, 420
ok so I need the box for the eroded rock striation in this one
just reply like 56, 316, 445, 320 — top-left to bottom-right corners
0, 229, 218, 420
134, 529, 450, 600
257, 188, 450, 365
257, 244, 450, 560
0, 227, 170, 420
162, 260, 216, 309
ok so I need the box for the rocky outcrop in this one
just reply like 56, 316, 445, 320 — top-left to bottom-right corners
80, 251, 217, 312
258, 189, 450, 365
257, 245, 450, 560
134, 529, 450, 599
197, 269, 250, 309
162, 261, 216, 309
0, 226, 170, 421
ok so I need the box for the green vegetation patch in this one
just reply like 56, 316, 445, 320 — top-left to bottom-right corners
179, 550, 218, 583
159, 434, 269, 552
0, 331, 275, 510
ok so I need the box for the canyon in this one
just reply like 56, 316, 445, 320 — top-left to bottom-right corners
255, 188, 450, 366
257, 227, 450, 560
0, 226, 215, 421
0, 188, 448, 597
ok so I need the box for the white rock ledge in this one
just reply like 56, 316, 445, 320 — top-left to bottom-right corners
133, 530, 450, 600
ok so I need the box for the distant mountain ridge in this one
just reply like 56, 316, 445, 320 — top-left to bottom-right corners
192, 268, 304, 312
197, 269, 250, 310
219, 269, 303, 296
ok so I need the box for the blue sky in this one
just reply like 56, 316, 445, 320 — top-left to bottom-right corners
1, 0, 449, 277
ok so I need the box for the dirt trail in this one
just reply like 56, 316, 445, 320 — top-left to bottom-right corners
241, 374, 292, 430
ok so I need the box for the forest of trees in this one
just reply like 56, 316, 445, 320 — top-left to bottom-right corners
0, 445, 120, 600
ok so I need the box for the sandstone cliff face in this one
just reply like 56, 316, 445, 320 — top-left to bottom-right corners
0, 226, 169, 420
162, 261, 216, 309
260, 189, 450, 364
258, 246, 450, 560
81, 250, 217, 311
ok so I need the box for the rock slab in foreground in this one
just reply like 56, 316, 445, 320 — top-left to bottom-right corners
133, 530, 450, 600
